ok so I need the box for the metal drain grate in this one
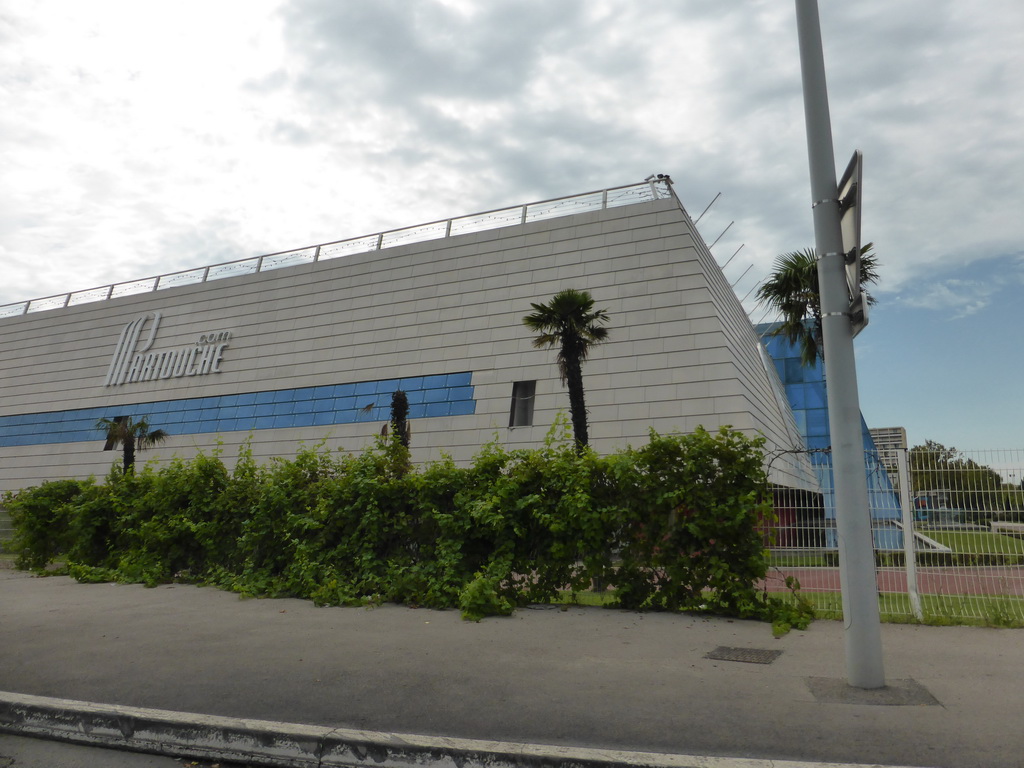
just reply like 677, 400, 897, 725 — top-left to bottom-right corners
705, 646, 783, 664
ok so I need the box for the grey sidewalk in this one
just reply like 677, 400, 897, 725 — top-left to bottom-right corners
1, 569, 1021, 767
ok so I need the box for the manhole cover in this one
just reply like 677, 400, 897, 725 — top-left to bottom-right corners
705, 646, 783, 664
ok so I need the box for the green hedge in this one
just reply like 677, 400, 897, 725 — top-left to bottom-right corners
3, 423, 809, 629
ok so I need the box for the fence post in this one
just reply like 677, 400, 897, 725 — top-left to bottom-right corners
897, 448, 924, 621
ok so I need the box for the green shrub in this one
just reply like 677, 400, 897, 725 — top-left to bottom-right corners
6, 423, 786, 625
3, 478, 91, 569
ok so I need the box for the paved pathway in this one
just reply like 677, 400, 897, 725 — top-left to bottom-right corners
2, 570, 1022, 767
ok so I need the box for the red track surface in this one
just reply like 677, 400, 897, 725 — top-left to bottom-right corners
761, 566, 1024, 597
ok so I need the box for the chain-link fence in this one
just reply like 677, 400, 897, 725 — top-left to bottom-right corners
764, 448, 1024, 626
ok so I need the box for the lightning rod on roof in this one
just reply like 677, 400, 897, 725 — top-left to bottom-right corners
707, 221, 733, 250
693, 192, 721, 224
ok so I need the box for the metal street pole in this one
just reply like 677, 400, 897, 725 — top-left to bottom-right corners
794, 0, 885, 689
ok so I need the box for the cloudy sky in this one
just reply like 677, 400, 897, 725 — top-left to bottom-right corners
2, 1, 1022, 452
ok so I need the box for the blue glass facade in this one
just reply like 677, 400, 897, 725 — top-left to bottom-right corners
0, 372, 475, 448
758, 327, 903, 549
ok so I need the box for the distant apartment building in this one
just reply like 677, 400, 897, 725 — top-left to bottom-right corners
870, 426, 908, 474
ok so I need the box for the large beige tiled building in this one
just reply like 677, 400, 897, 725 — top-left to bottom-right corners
0, 179, 815, 496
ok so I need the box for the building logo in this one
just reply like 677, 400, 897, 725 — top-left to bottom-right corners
104, 312, 231, 387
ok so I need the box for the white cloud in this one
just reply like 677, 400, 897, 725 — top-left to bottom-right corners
899, 278, 997, 318
2, 0, 1023, 311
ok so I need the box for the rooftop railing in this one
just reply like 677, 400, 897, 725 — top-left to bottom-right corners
0, 177, 675, 319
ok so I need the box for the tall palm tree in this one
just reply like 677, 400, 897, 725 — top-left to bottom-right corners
523, 289, 610, 451
96, 416, 169, 475
755, 243, 879, 367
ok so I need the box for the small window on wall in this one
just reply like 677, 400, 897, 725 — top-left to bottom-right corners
509, 381, 536, 428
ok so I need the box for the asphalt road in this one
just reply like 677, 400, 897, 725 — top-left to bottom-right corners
2, 569, 1023, 767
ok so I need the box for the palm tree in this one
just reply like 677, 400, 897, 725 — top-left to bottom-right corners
523, 289, 610, 451
755, 243, 879, 367
96, 416, 169, 474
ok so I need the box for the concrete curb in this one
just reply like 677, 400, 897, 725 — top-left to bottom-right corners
0, 691, 925, 768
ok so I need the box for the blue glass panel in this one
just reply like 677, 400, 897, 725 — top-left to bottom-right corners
312, 385, 336, 399
405, 389, 426, 404
784, 357, 805, 385
375, 379, 399, 394
273, 401, 296, 415
449, 400, 475, 416
804, 383, 827, 409
253, 416, 276, 430
448, 386, 473, 402
425, 401, 450, 417
400, 377, 423, 392
161, 411, 185, 424
292, 412, 316, 427
334, 383, 356, 398
446, 372, 471, 387
219, 406, 238, 419
165, 400, 188, 412
273, 414, 296, 428
313, 412, 336, 426
806, 408, 829, 438
255, 403, 276, 417
792, 410, 807, 435
254, 391, 276, 404
327, 395, 348, 410
236, 393, 257, 406
292, 387, 315, 401
354, 381, 376, 396
421, 375, 447, 390
272, 389, 297, 403
786, 384, 806, 409
235, 405, 256, 419
422, 388, 449, 403
292, 400, 316, 414
177, 422, 201, 434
